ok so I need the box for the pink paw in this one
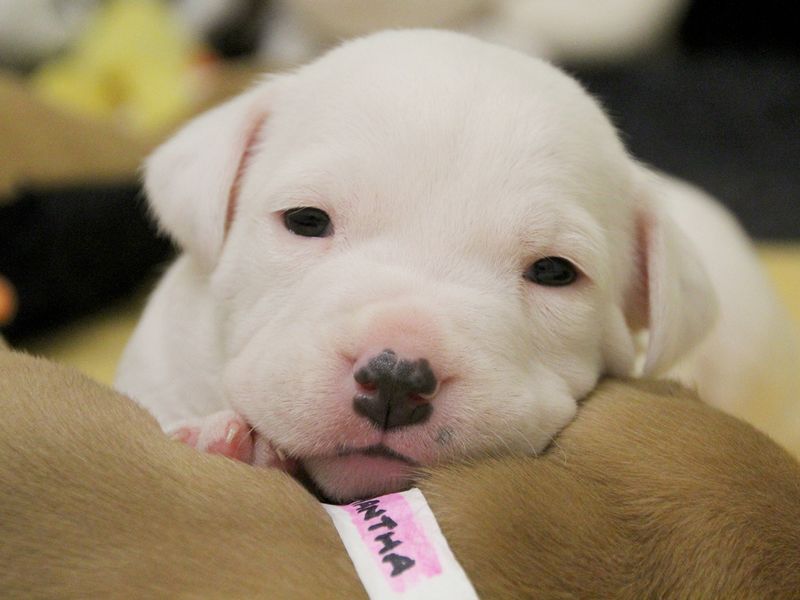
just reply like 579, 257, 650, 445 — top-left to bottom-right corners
168, 410, 297, 473
169, 410, 254, 463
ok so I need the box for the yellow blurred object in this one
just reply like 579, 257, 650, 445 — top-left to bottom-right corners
759, 243, 800, 326
32, 0, 214, 134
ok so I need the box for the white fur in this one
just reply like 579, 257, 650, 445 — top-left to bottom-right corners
116, 31, 796, 500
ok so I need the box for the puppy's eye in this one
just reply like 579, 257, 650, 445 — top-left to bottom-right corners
524, 257, 578, 286
283, 207, 332, 237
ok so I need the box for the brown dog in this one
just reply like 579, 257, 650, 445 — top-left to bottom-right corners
2, 345, 799, 598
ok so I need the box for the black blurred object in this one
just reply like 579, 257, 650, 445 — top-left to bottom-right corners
572, 0, 800, 240
0, 184, 174, 343
207, 0, 269, 59
574, 54, 800, 239
680, 0, 799, 56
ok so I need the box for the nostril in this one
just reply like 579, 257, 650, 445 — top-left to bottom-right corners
408, 392, 432, 404
355, 380, 377, 395
414, 372, 439, 400
353, 368, 374, 387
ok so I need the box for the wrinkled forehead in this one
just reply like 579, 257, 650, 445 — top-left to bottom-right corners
241, 34, 635, 267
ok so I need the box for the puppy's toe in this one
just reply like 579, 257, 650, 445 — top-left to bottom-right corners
169, 411, 254, 463
168, 422, 202, 447
253, 435, 297, 473
205, 421, 254, 463
197, 411, 254, 463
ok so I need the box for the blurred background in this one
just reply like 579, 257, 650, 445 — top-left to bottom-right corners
0, 0, 797, 384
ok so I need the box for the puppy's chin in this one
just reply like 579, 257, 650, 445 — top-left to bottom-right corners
302, 454, 417, 503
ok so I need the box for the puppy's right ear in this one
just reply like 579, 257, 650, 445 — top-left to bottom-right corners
144, 84, 270, 269
625, 171, 719, 376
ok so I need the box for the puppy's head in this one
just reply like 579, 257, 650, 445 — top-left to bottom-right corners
145, 31, 716, 501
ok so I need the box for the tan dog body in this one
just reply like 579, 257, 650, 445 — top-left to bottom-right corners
4, 348, 800, 598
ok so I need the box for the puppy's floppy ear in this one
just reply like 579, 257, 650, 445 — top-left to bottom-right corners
143, 84, 270, 269
627, 175, 719, 375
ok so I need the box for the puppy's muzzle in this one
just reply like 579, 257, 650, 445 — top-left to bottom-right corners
353, 349, 437, 430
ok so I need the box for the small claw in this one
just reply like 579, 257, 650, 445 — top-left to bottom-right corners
224, 423, 240, 445
252, 436, 296, 473
207, 424, 254, 463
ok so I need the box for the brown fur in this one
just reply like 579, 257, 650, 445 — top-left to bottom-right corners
426, 379, 800, 599
0, 349, 365, 599
2, 345, 799, 598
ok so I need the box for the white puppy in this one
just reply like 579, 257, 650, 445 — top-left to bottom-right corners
116, 30, 798, 501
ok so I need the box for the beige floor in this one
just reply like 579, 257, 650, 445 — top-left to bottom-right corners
23, 243, 800, 386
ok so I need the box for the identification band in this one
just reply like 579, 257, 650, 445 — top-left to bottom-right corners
322, 487, 479, 599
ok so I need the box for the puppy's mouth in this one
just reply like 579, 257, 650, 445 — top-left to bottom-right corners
266, 441, 418, 502
254, 435, 416, 467
334, 443, 418, 466
304, 447, 419, 502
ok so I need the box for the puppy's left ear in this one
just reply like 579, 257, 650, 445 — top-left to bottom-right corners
143, 84, 270, 270
626, 172, 719, 375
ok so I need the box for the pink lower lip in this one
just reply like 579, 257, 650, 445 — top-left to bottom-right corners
252, 430, 417, 492
297, 450, 420, 501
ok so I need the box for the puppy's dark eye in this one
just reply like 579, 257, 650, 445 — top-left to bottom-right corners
283, 207, 332, 237
524, 257, 578, 286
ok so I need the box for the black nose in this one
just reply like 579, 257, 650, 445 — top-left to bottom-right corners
353, 349, 437, 430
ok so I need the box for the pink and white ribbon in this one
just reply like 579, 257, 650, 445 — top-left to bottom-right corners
322, 488, 479, 599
